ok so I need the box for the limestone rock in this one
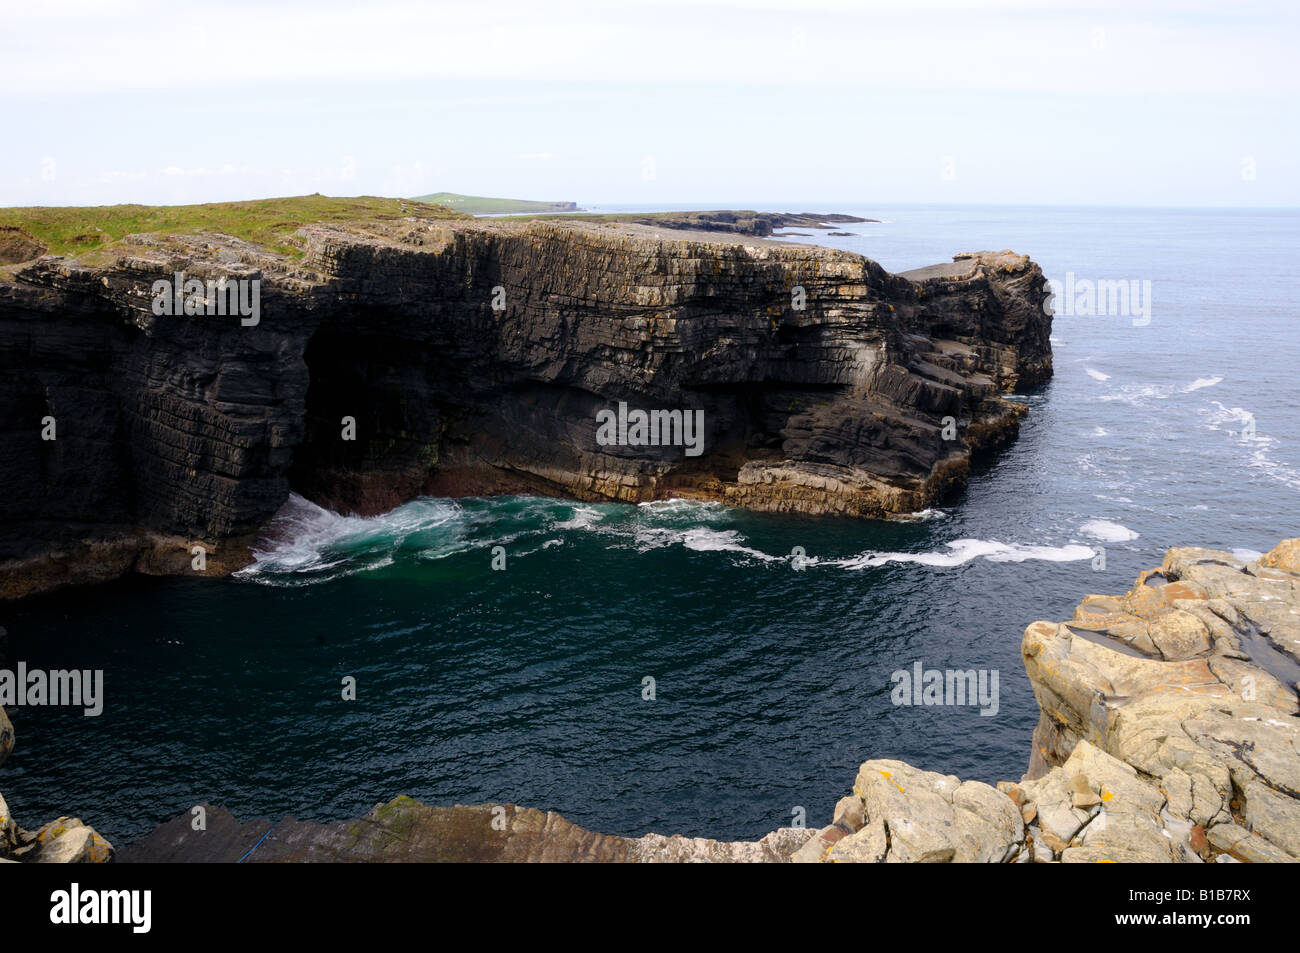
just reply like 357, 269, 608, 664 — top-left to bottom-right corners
1259, 538, 1300, 574
24, 816, 114, 863
0, 705, 11, 768
120, 798, 811, 863
33, 825, 94, 863
783, 539, 1300, 866
827, 819, 889, 863
832, 795, 865, 832
0, 217, 1051, 599
835, 761, 1023, 863
0, 789, 17, 853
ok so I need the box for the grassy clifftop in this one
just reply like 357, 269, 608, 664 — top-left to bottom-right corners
0, 194, 466, 260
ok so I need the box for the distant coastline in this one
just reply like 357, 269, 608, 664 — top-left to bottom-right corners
410, 191, 581, 215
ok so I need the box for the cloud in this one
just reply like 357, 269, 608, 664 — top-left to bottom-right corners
5, 0, 1296, 97
161, 164, 252, 177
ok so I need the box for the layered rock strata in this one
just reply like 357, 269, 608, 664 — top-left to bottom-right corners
533, 210, 879, 235
0, 213, 1051, 599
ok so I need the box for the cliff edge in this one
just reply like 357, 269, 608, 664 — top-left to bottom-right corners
0, 206, 1052, 599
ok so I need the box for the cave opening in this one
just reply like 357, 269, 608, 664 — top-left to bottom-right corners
288, 324, 451, 516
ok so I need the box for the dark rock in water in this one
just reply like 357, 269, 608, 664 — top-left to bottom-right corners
118, 797, 811, 863
0, 212, 1052, 598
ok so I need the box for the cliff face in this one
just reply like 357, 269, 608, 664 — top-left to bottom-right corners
0, 215, 1052, 598
791, 538, 1300, 864
115, 539, 1300, 864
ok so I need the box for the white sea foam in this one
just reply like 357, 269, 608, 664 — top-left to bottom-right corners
553, 505, 605, 530
1097, 377, 1224, 407
416, 544, 473, 561
513, 538, 566, 557
681, 528, 781, 561
1232, 548, 1265, 562
1080, 519, 1139, 542
1085, 367, 1111, 381
632, 526, 778, 561
830, 539, 1095, 570
238, 493, 462, 579
636, 498, 728, 518
899, 507, 949, 521
1203, 401, 1300, 491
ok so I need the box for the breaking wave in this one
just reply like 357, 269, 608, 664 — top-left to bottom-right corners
829, 539, 1095, 570
237, 492, 1108, 585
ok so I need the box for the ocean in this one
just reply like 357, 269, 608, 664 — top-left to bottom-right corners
5, 204, 1298, 845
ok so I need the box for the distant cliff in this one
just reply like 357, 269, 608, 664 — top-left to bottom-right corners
412, 192, 581, 214
0, 209, 1051, 598
522, 209, 878, 235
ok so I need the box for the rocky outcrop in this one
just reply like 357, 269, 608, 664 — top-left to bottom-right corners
0, 211, 1051, 599
0, 227, 46, 265
0, 706, 115, 863
794, 538, 1300, 863
119, 539, 1300, 864
118, 797, 812, 863
541, 210, 878, 235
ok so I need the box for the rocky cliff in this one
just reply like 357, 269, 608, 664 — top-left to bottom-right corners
0, 211, 1051, 599
114, 538, 1300, 864
791, 538, 1300, 863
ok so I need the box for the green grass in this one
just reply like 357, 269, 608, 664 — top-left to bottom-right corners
411, 192, 578, 215
0, 194, 466, 260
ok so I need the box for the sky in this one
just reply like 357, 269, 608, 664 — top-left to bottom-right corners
3, 0, 1297, 208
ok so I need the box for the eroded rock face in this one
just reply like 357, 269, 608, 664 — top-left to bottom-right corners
0, 215, 1051, 598
799, 538, 1300, 864
117, 797, 813, 863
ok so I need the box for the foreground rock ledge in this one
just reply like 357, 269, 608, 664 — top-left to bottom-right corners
115, 538, 1300, 863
